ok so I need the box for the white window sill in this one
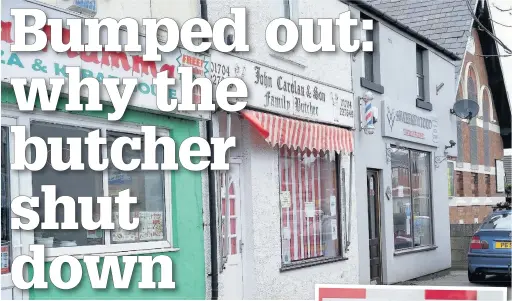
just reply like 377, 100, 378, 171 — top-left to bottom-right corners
43, 240, 179, 261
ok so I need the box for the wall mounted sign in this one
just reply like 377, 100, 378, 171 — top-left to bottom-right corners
210, 52, 355, 128
1, 0, 211, 120
280, 191, 291, 208
381, 100, 439, 147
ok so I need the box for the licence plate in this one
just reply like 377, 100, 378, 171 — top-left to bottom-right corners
495, 242, 511, 249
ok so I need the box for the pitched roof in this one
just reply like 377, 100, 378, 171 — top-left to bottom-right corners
360, 0, 478, 81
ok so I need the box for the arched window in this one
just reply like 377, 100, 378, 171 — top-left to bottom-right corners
467, 76, 477, 101
456, 82, 464, 163
483, 90, 491, 168
467, 67, 479, 167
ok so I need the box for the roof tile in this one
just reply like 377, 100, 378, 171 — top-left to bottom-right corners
362, 0, 477, 81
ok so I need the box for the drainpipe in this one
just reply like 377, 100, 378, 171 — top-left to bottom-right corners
200, 2, 218, 298
206, 119, 219, 300
346, 153, 354, 252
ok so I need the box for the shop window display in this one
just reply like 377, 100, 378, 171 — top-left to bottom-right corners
30, 122, 167, 248
107, 132, 166, 244
278, 147, 341, 265
391, 146, 433, 250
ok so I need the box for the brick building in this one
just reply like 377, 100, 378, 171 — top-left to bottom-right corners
448, 1, 511, 223
364, 0, 511, 224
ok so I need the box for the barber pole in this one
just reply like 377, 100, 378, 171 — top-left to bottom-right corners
316, 285, 507, 301
359, 91, 375, 134
365, 100, 374, 129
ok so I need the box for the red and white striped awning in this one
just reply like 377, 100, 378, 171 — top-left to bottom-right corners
239, 110, 354, 154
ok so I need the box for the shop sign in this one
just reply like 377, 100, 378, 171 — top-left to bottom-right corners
382, 100, 439, 147
1, 0, 211, 120
210, 52, 355, 128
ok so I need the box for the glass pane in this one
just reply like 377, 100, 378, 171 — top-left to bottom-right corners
230, 218, 236, 235
278, 147, 340, 264
368, 175, 377, 239
283, 0, 291, 19
107, 131, 166, 244
364, 52, 374, 82
410, 150, 433, 247
230, 198, 235, 215
417, 76, 425, 99
31, 122, 104, 247
481, 213, 511, 230
1, 127, 11, 274
230, 237, 237, 255
391, 147, 413, 250
416, 50, 423, 74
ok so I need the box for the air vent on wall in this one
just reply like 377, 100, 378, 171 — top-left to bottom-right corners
67, 0, 97, 16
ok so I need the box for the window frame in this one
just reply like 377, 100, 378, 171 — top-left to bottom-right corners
1, 117, 24, 298
359, 13, 384, 95
390, 145, 435, 251
2, 107, 176, 260
277, 147, 345, 269
416, 46, 425, 101
362, 14, 375, 83
278, 0, 297, 45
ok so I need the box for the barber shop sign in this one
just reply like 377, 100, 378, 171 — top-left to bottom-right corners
382, 101, 439, 147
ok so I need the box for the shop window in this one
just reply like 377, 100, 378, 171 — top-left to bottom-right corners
278, 147, 341, 266
391, 147, 433, 250
1, 127, 11, 274
447, 162, 454, 197
30, 121, 168, 249
107, 131, 166, 244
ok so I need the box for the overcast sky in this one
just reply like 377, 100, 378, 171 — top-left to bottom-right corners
489, 0, 512, 108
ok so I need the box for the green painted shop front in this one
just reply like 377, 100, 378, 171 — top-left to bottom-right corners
1, 86, 207, 300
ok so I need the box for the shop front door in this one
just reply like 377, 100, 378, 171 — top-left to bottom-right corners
367, 169, 382, 285
220, 160, 244, 299
1, 117, 23, 300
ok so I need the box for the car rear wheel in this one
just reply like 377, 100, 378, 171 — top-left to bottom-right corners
468, 269, 485, 283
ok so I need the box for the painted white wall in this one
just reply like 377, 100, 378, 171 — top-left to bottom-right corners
34, 0, 199, 26
215, 112, 359, 300
350, 6, 457, 284
206, 0, 353, 92
208, 0, 359, 298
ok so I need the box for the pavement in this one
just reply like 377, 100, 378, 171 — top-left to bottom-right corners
405, 269, 511, 300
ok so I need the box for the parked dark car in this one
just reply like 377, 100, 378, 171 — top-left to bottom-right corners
467, 209, 511, 283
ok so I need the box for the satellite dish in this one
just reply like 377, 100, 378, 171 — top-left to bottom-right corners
450, 99, 479, 120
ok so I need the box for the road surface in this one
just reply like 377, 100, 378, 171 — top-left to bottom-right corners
407, 270, 511, 300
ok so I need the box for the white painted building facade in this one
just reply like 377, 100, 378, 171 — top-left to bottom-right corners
207, 0, 359, 299
349, 4, 459, 284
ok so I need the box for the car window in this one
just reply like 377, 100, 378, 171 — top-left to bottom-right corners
480, 213, 511, 230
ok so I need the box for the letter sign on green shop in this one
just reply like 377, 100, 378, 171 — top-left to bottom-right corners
1, 10, 211, 121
